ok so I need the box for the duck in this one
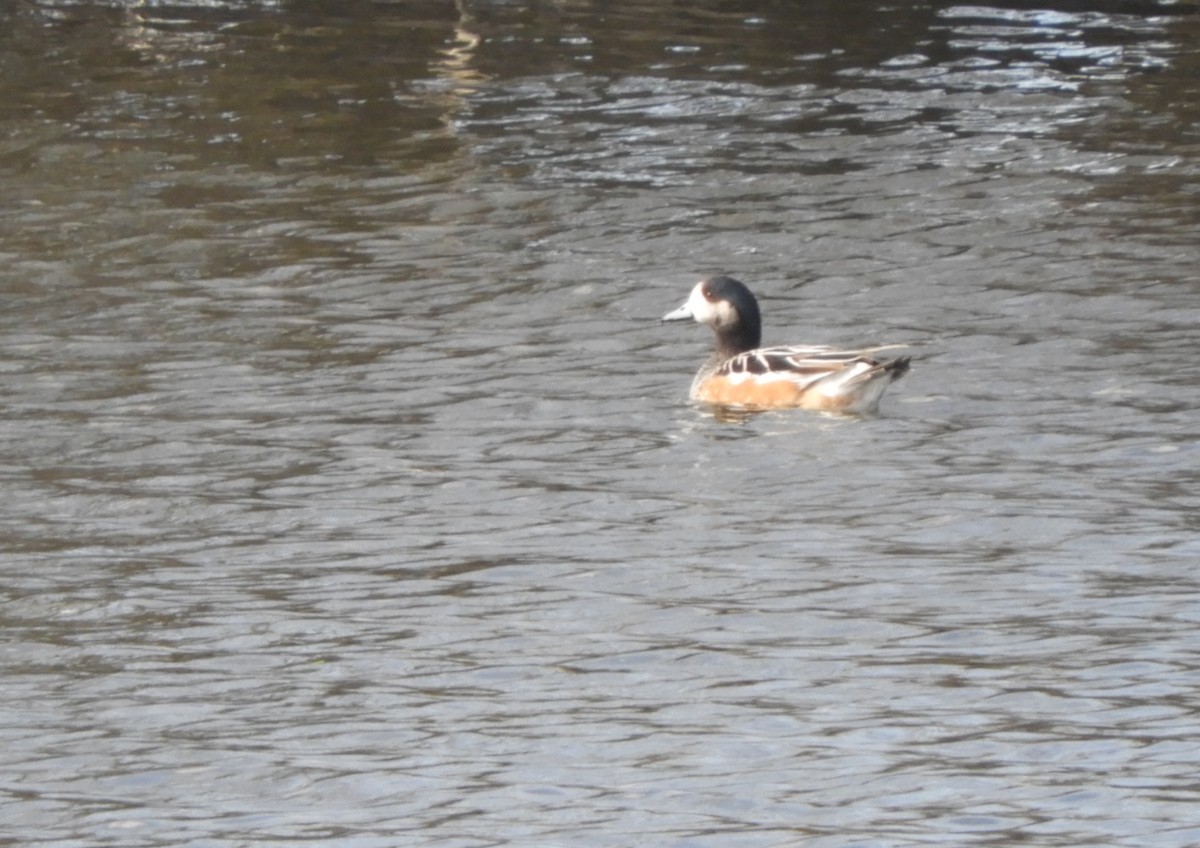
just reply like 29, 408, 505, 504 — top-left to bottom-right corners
662, 275, 910, 413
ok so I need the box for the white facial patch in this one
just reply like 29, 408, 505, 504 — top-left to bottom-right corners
711, 299, 737, 329
686, 282, 725, 326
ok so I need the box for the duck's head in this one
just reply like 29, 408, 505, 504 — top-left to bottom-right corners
662, 275, 762, 355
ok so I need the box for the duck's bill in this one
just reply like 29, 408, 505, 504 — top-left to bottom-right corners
661, 304, 693, 323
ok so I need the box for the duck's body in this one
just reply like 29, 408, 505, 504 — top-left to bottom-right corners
662, 275, 909, 414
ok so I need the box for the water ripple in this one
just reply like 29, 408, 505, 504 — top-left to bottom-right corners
4, 1, 1200, 846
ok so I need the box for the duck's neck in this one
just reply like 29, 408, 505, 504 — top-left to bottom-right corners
714, 323, 760, 359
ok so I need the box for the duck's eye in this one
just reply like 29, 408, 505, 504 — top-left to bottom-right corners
701, 288, 714, 300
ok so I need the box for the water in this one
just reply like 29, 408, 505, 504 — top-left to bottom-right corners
3, 1, 1200, 845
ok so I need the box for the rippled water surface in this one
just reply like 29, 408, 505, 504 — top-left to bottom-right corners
4, 1, 1200, 845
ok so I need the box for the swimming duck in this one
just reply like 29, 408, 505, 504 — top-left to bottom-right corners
662, 275, 910, 413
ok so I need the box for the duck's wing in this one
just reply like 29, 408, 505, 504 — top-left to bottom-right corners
721, 345, 907, 378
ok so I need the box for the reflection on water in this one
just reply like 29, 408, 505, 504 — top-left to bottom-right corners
3, 1, 1200, 846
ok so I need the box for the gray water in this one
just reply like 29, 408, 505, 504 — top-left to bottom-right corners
3, 1, 1200, 846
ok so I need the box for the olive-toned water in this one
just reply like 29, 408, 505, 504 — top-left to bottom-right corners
4, 1, 1200, 845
